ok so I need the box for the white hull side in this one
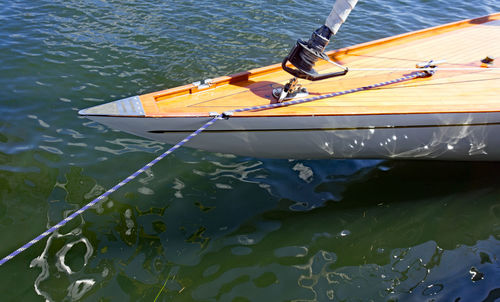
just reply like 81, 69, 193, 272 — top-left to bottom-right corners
85, 112, 500, 160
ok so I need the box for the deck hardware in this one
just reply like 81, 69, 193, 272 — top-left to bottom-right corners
416, 60, 444, 76
221, 112, 233, 119
281, 25, 349, 81
209, 111, 232, 119
281, 42, 349, 81
192, 78, 214, 89
481, 56, 495, 67
273, 77, 309, 102
416, 59, 446, 68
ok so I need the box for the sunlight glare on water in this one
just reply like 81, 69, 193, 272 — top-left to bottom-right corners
0, 0, 500, 301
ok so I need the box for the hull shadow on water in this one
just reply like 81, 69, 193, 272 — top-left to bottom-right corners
130, 159, 500, 302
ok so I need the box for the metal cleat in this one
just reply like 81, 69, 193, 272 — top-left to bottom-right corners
273, 77, 309, 102
416, 59, 446, 77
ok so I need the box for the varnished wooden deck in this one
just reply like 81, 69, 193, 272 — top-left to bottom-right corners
139, 13, 500, 118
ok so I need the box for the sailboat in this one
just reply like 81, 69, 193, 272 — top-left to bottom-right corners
79, 12, 500, 160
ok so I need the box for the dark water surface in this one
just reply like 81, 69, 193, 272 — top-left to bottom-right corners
1, 0, 500, 301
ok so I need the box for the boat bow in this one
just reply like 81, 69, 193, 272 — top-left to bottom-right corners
78, 95, 145, 117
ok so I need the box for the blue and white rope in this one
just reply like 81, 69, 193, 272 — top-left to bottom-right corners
0, 70, 429, 266
0, 116, 221, 266
228, 71, 429, 115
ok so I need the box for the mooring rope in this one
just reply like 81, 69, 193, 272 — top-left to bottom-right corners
0, 69, 431, 266
0, 116, 220, 266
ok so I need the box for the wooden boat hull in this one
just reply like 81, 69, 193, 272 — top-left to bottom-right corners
80, 13, 500, 160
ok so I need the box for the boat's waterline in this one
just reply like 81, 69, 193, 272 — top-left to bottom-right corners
84, 112, 500, 160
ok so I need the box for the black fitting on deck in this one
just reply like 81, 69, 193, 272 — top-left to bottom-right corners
282, 25, 348, 81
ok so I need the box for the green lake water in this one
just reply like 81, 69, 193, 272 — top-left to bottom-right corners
1, 0, 500, 301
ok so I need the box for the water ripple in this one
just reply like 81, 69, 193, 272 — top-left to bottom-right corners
2, 0, 500, 301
